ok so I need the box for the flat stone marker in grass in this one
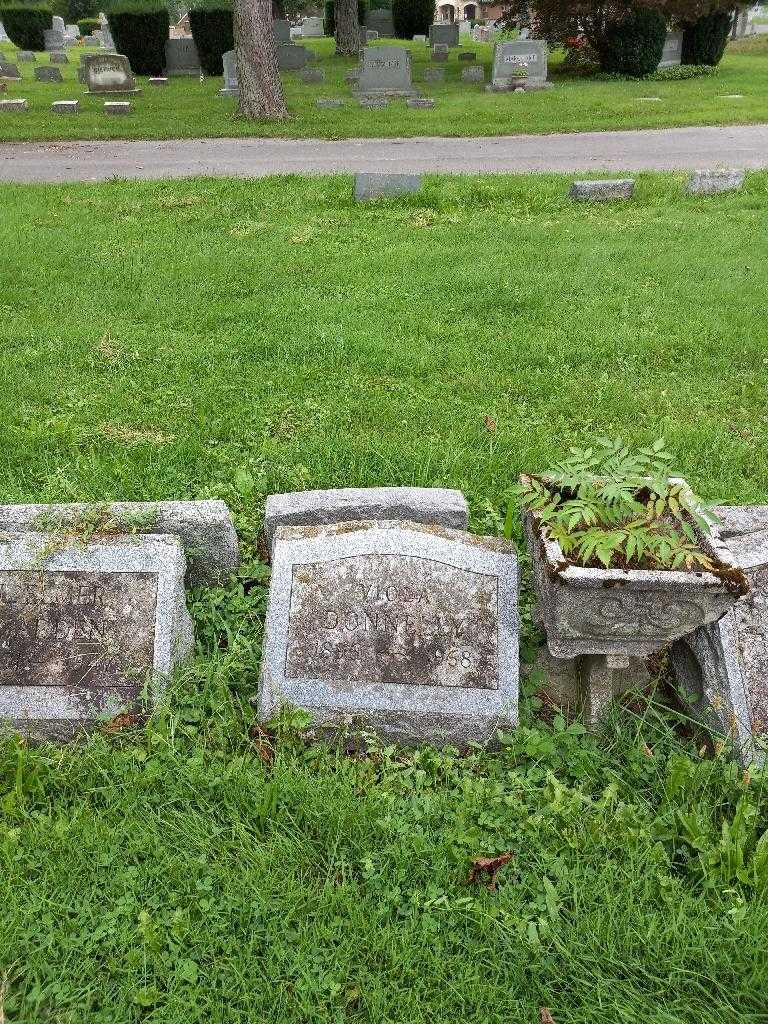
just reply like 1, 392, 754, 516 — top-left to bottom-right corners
487, 39, 552, 91
431, 44, 448, 62
51, 99, 79, 113
356, 44, 416, 96
423, 67, 445, 82
0, 63, 21, 79
0, 532, 193, 741
0, 500, 239, 588
671, 528, 768, 766
461, 65, 485, 82
354, 171, 422, 198
264, 487, 468, 554
104, 100, 131, 114
458, 51, 476, 61
687, 169, 745, 195
569, 179, 635, 201
299, 66, 324, 83
49, 51, 69, 64
259, 520, 519, 746
429, 22, 459, 47
407, 96, 435, 108
34, 66, 64, 83
149, 76, 168, 86
85, 53, 140, 95
0, 98, 28, 111
358, 94, 389, 108
16, 51, 36, 62
316, 97, 344, 108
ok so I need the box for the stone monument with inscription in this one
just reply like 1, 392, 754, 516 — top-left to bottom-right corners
164, 37, 201, 76
84, 52, 140, 94
0, 533, 193, 740
355, 45, 416, 97
219, 50, 238, 96
658, 30, 683, 69
366, 8, 395, 37
259, 520, 519, 746
429, 23, 459, 47
487, 39, 552, 91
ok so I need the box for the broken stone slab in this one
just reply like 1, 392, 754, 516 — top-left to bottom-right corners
258, 520, 519, 746
0, 500, 238, 588
671, 529, 768, 765
264, 486, 467, 554
687, 169, 745, 196
0, 532, 193, 742
569, 179, 635, 202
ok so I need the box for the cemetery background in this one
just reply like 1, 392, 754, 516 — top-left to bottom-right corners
1, 170, 768, 1022
0, 33, 767, 141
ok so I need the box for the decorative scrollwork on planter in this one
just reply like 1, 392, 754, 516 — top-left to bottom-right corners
575, 593, 705, 639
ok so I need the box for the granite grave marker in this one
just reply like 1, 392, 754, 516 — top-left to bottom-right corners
487, 39, 551, 91
356, 44, 416, 96
85, 53, 139, 94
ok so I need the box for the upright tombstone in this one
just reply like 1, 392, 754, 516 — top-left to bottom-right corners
487, 39, 551, 91
259, 521, 519, 746
17, 50, 37, 62
0, 533, 193, 741
51, 15, 65, 35
658, 30, 683, 69
431, 44, 448, 61
429, 22, 459, 47
84, 52, 140, 94
0, 21, 9, 42
49, 50, 69, 63
301, 16, 324, 37
366, 7, 395, 37
277, 43, 311, 70
273, 19, 291, 43
219, 49, 238, 95
98, 11, 115, 49
164, 37, 201, 76
0, 63, 21, 80
355, 44, 416, 96
44, 27, 66, 51
34, 66, 63, 82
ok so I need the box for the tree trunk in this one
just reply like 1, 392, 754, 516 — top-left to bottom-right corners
233, 0, 288, 120
335, 0, 360, 56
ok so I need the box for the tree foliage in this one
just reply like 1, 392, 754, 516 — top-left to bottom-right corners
392, 0, 433, 38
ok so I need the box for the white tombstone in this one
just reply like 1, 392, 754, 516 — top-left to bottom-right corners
301, 16, 324, 37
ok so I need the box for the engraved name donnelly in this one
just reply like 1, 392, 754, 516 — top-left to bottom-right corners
284, 554, 499, 689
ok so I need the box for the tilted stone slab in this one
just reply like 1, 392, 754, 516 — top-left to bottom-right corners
264, 487, 466, 553
0, 532, 193, 741
671, 529, 768, 765
687, 169, 745, 196
0, 500, 238, 588
259, 520, 519, 746
569, 179, 635, 202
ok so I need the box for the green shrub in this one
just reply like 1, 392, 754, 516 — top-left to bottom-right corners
0, 4, 51, 50
68, 0, 96, 22
681, 9, 732, 66
77, 15, 100, 33
323, 0, 367, 36
107, 1, 169, 75
392, 0, 432, 38
649, 62, 717, 80
599, 7, 667, 77
189, 5, 233, 75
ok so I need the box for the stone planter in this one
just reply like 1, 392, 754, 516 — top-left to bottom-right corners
522, 476, 747, 723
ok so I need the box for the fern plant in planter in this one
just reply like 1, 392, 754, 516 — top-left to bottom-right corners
511, 440, 747, 723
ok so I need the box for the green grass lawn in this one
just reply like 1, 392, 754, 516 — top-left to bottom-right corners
0, 35, 766, 142
1, 173, 768, 1023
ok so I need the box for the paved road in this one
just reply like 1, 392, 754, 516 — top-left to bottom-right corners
2, 123, 768, 182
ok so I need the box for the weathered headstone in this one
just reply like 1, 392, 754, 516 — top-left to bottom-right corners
44, 27, 65, 51
265, 487, 468, 554
366, 7, 395, 36
0, 533, 193, 741
98, 12, 115, 49
165, 37, 201, 76
423, 67, 445, 82
461, 65, 484, 82
366, 29, 379, 42
17, 51, 36, 62
220, 49, 238, 96
0, 98, 28, 111
317, 97, 344, 108
0, 20, 9, 42
51, 99, 79, 113
52, 15, 65, 35
356, 45, 416, 96
82, 35, 100, 46
85, 53, 139, 94
413, 34, 426, 43
273, 19, 291, 43
569, 179, 635, 201
359, 94, 389, 107
34, 66, 63, 83
658, 30, 683, 69
354, 172, 422, 199
429, 23, 459, 47
407, 96, 435, 107
687, 169, 745, 195
458, 51, 476, 61
0, 64, 21, 80
431, 44, 448, 62
299, 66, 324, 83
258, 521, 519, 746
487, 39, 551, 91
671, 529, 768, 765
0, 500, 238, 589
49, 50, 69, 63
277, 43, 311, 71
301, 16, 324, 37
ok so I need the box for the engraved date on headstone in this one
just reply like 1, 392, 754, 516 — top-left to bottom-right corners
284, 554, 498, 688
0, 570, 157, 701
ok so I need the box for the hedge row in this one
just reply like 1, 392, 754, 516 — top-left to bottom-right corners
0, 4, 51, 50
108, 3, 169, 75
189, 6, 233, 75
392, 0, 432, 38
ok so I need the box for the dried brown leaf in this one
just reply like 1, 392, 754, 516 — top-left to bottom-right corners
249, 724, 275, 768
540, 1009, 556, 1024
467, 851, 514, 891
103, 711, 138, 734
484, 415, 497, 433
